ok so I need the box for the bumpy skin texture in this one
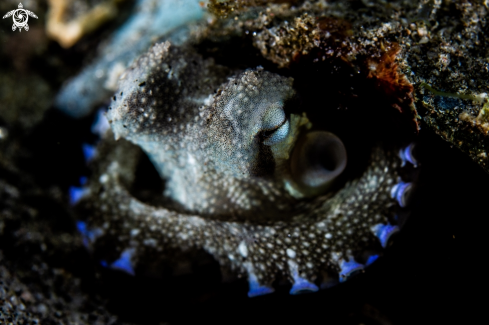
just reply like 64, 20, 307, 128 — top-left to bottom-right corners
77, 41, 408, 293
109, 42, 298, 220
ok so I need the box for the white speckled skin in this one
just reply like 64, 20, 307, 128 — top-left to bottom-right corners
79, 41, 404, 293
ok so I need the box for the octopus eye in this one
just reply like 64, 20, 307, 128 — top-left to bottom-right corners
290, 131, 347, 190
261, 103, 289, 146
262, 119, 290, 146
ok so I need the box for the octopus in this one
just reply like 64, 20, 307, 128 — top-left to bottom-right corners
72, 31, 420, 296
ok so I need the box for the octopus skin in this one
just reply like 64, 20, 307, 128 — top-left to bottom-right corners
73, 40, 417, 297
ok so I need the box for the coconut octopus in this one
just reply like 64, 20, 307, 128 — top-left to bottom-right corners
67, 1, 421, 297
71, 40, 420, 297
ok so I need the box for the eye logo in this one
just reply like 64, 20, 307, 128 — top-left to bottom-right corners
2, 3, 38, 32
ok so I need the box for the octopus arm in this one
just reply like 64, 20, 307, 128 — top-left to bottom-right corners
78, 136, 401, 296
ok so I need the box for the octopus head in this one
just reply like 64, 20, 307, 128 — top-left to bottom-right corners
205, 68, 347, 199
204, 68, 297, 178
106, 43, 349, 215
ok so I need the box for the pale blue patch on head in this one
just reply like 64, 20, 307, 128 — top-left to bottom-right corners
263, 120, 290, 146
261, 103, 286, 131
